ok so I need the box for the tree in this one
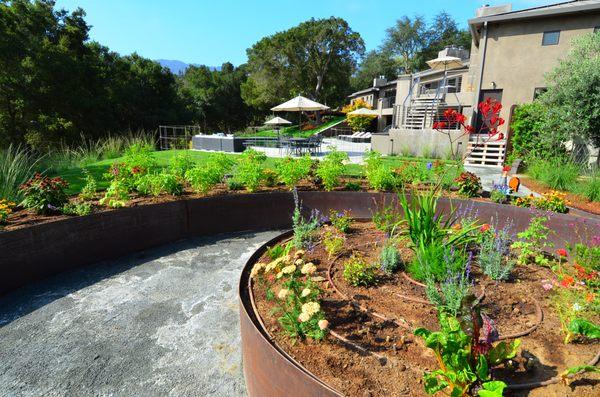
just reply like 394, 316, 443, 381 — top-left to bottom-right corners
241, 17, 365, 110
382, 16, 428, 74
351, 49, 399, 91
416, 12, 471, 70
541, 32, 600, 148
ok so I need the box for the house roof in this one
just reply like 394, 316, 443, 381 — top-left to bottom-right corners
469, 1, 600, 42
348, 79, 399, 98
469, 0, 600, 25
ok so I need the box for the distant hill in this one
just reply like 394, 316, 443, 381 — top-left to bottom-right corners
156, 59, 221, 75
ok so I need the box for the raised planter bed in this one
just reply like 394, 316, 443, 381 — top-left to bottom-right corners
239, 196, 600, 397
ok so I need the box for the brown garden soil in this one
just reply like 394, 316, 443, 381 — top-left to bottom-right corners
520, 176, 600, 216
251, 221, 600, 397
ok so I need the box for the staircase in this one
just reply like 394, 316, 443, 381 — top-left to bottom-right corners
464, 136, 507, 167
401, 97, 437, 129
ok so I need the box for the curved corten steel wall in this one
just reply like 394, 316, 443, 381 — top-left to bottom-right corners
0, 191, 598, 296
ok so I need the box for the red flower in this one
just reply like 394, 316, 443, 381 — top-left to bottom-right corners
497, 133, 505, 140
560, 275, 575, 288
464, 125, 475, 134
502, 165, 511, 172
433, 121, 447, 130
556, 248, 568, 257
480, 224, 491, 233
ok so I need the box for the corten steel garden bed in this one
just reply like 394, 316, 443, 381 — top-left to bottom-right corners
1, 191, 597, 297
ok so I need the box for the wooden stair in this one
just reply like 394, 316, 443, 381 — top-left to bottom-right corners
464, 137, 506, 168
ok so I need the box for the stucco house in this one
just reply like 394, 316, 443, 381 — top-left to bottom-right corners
367, 0, 600, 167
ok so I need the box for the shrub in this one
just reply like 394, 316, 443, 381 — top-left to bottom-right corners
168, 152, 195, 179
122, 143, 157, 176
510, 102, 551, 159
323, 229, 345, 258
0, 199, 16, 225
62, 201, 93, 216
511, 216, 553, 266
186, 153, 234, 194
99, 180, 129, 208
79, 170, 97, 200
19, 173, 69, 214
479, 224, 515, 281
380, 244, 401, 275
236, 148, 267, 192
263, 169, 278, 187
366, 163, 398, 191
540, 159, 580, 191
454, 171, 481, 197
346, 114, 376, 132
343, 254, 378, 287
316, 148, 348, 191
276, 155, 312, 189
329, 209, 352, 233
139, 172, 183, 196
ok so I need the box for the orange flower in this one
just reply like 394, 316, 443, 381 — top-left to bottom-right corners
480, 224, 491, 233
560, 275, 575, 288
556, 248, 568, 257
586, 293, 595, 303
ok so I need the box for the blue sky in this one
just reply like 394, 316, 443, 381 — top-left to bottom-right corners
55, 0, 555, 66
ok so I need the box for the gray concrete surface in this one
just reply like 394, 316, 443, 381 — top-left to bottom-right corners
0, 230, 282, 397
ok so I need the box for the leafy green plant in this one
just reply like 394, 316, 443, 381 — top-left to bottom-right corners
186, 153, 234, 193
540, 159, 580, 191
266, 242, 293, 260
409, 243, 468, 282
372, 204, 401, 236
79, 169, 97, 200
344, 181, 361, 191
551, 287, 594, 344
235, 148, 267, 192
581, 173, 600, 202
566, 318, 600, 343
343, 253, 378, 287
19, 173, 69, 214
454, 171, 482, 197
62, 201, 92, 216
329, 209, 352, 233
511, 216, 553, 266
316, 148, 348, 191
263, 169, 278, 187
276, 155, 312, 189
168, 152, 195, 179
99, 179, 129, 208
567, 242, 600, 272
226, 178, 244, 191
415, 311, 520, 397
490, 188, 507, 204
379, 244, 401, 275
364, 151, 398, 191
323, 229, 345, 258
138, 172, 183, 196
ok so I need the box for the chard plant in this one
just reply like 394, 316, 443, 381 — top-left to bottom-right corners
415, 310, 520, 397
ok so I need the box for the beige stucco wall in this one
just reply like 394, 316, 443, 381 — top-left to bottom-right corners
473, 13, 600, 133
371, 128, 469, 158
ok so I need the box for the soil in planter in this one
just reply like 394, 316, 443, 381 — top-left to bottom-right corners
251, 220, 600, 397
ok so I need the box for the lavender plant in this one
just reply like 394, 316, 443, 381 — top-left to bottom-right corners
479, 221, 515, 281
292, 189, 321, 249
425, 254, 473, 316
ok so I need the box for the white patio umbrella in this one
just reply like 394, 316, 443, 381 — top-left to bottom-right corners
347, 107, 378, 116
264, 116, 292, 126
426, 56, 463, 71
271, 95, 330, 128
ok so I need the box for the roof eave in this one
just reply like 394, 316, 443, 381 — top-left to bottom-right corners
468, 2, 600, 26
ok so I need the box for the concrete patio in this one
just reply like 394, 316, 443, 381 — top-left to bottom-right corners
0, 231, 281, 397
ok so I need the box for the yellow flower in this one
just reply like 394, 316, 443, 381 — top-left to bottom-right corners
250, 263, 265, 278
276, 271, 283, 279
278, 288, 289, 299
298, 312, 311, 322
294, 250, 306, 259
301, 288, 311, 297
301, 302, 320, 316
301, 262, 317, 275
282, 264, 296, 274
294, 258, 304, 266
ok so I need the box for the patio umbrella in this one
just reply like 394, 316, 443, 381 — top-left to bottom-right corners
347, 107, 378, 116
271, 95, 330, 128
426, 56, 463, 72
264, 116, 292, 126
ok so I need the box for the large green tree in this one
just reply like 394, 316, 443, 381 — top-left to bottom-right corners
0, 0, 190, 149
241, 17, 365, 110
351, 49, 399, 91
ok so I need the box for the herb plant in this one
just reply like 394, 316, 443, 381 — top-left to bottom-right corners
276, 155, 312, 189
292, 190, 321, 249
323, 229, 345, 258
380, 244, 401, 274
99, 179, 129, 208
62, 201, 92, 216
19, 173, 69, 214
454, 171, 482, 197
316, 148, 348, 191
479, 223, 514, 281
79, 169, 97, 200
511, 215, 553, 266
329, 209, 352, 233
425, 269, 471, 317
186, 153, 234, 193
235, 148, 267, 192
343, 253, 378, 287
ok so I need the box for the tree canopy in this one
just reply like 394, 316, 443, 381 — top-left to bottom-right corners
241, 17, 365, 110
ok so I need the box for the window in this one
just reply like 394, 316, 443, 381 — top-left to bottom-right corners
542, 30, 560, 46
533, 87, 547, 100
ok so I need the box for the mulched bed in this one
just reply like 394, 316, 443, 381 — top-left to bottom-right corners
520, 176, 600, 216
251, 221, 600, 397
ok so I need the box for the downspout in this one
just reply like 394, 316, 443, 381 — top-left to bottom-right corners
472, 21, 489, 129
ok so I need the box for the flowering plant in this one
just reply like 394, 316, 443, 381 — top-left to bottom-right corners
511, 215, 553, 266
514, 191, 569, 213
0, 199, 16, 224
329, 209, 352, 234
251, 250, 328, 340
19, 173, 69, 215
432, 98, 505, 160
454, 171, 482, 197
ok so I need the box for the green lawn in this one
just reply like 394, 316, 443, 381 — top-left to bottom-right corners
56, 149, 455, 195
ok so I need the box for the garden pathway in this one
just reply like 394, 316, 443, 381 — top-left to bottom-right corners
0, 231, 282, 397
